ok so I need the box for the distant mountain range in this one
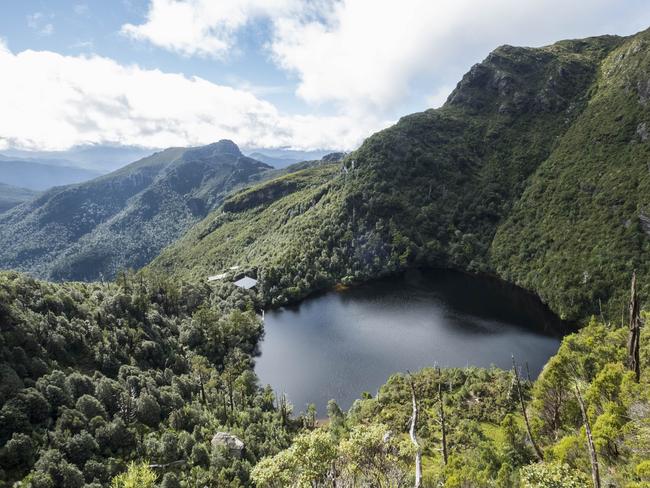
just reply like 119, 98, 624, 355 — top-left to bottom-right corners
1, 145, 338, 173
0, 157, 101, 191
0, 140, 271, 281
2, 145, 156, 173
245, 148, 334, 168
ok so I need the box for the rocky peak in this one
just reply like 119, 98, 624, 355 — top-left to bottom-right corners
184, 139, 242, 161
445, 37, 620, 116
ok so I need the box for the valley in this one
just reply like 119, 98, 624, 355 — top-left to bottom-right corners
0, 26, 649, 488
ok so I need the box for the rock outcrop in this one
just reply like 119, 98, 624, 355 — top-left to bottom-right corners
211, 432, 245, 458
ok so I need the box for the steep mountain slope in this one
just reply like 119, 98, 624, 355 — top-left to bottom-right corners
0, 183, 38, 213
0, 158, 101, 190
0, 141, 271, 281
491, 34, 650, 319
151, 32, 650, 321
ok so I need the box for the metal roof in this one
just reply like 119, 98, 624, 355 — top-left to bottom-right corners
233, 276, 258, 289
207, 273, 229, 282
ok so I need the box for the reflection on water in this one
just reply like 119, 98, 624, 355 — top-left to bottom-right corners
255, 269, 565, 416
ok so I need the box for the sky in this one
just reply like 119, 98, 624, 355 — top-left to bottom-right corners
0, 0, 649, 153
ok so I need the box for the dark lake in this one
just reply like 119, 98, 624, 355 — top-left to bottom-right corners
255, 269, 565, 417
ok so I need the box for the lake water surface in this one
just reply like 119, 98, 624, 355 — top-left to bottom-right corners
255, 269, 565, 416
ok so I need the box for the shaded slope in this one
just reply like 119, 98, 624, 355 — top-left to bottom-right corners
0, 183, 38, 213
491, 33, 650, 319
0, 140, 271, 281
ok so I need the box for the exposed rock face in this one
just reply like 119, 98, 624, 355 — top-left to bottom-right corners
637, 78, 650, 105
211, 432, 245, 458
446, 43, 599, 115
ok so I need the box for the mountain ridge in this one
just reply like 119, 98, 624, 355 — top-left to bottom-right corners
0, 140, 271, 281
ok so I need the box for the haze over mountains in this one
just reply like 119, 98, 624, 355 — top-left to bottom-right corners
2, 145, 157, 173
0, 140, 271, 281
0, 146, 335, 196
0, 156, 101, 191
246, 148, 334, 168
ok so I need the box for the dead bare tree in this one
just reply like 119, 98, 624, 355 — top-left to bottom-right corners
435, 367, 448, 466
406, 372, 422, 488
277, 393, 290, 428
628, 271, 642, 382
512, 355, 544, 461
574, 380, 601, 488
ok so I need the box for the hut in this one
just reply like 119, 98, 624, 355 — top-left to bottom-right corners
233, 276, 257, 290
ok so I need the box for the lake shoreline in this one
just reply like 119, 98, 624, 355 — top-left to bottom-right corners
256, 268, 567, 414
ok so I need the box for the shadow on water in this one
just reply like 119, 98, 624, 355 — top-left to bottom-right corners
256, 268, 570, 416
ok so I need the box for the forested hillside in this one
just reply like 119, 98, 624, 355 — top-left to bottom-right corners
150, 30, 650, 322
491, 33, 650, 321
3, 26, 650, 488
0, 270, 301, 487
0, 183, 37, 214
0, 141, 271, 282
1, 267, 647, 487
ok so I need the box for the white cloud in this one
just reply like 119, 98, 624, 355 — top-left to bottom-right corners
269, 0, 650, 114
121, 0, 298, 58
0, 42, 380, 151
27, 12, 54, 36
74, 4, 89, 16
426, 85, 455, 110
9, 1, 650, 153
123, 0, 650, 117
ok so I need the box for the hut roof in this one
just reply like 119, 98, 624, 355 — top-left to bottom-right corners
233, 276, 257, 289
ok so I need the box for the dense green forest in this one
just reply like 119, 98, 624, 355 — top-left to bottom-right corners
1, 269, 648, 486
0, 141, 272, 282
0, 270, 303, 487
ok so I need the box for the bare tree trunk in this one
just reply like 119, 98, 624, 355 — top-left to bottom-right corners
407, 373, 422, 488
199, 378, 206, 405
436, 367, 448, 465
229, 381, 234, 414
278, 393, 289, 428
574, 381, 601, 488
628, 271, 641, 382
512, 355, 544, 461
